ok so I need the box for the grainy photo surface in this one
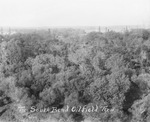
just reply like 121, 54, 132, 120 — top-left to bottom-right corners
0, 0, 150, 122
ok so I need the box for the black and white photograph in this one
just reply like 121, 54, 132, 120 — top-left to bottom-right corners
0, 0, 150, 122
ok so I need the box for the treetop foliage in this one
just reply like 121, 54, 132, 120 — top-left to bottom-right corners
0, 29, 150, 122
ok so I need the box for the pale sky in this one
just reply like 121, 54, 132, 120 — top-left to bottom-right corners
0, 0, 150, 27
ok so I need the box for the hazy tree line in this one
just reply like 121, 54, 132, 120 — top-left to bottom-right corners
0, 29, 150, 122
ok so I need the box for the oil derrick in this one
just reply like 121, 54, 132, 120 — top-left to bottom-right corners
98, 26, 101, 33
8, 28, 11, 35
0, 27, 3, 35
105, 27, 109, 32
124, 26, 128, 32
48, 28, 51, 34
48, 28, 52, 37
126, 26, 128, 32
105, 27, 107, 32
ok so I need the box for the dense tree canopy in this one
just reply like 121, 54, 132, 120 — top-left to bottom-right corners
0, 29, 150, 122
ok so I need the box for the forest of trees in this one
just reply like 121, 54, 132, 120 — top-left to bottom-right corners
0, 28, 150, 122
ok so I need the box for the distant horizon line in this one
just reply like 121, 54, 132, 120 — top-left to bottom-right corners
0, 24, 150, 29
